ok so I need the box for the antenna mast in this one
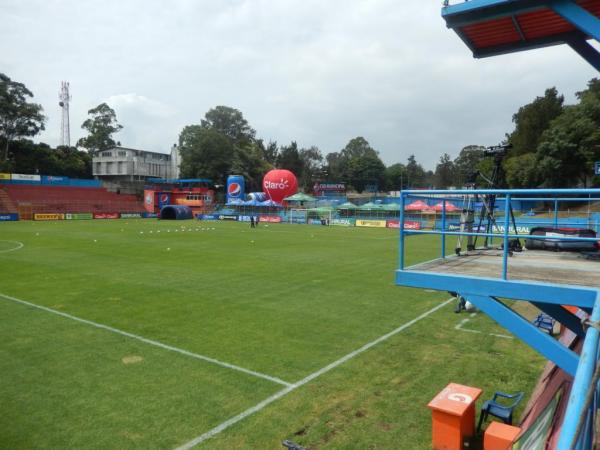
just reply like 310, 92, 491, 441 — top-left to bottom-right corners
59, 81, 71, 147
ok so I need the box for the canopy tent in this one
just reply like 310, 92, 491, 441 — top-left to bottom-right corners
336, 201, 358, 210
405, 200, 431, 211
358, 202, 382, 210
308, 206, 335, 213
433, 202, 460, 212
382, 203, 401, 211
283, 192, 317, 202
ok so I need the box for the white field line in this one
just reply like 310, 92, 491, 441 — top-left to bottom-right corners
0, 292, 292, 387
454, 316, 513, 339
0, 240, 24, 253
175, 297, 454, 450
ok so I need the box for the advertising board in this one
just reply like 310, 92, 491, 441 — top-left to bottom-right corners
42, 175, 68, 184
0, 213, 19, 221
65, 213, 93, 220
387, 220, 421, 230
330, 218, 355, 227
120, 213, 142, 219
0, 173, 10, 180
12, 173, 41, 182
34, 213, 64, 221
218, 215, 238, 221
258, 215, 282, 223
356, 219, 386, 228
142, 212, 158, 218
199, 214, 218, 220
93, 212, 120, 219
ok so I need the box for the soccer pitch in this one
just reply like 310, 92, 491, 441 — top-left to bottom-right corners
0, 220, 544, 449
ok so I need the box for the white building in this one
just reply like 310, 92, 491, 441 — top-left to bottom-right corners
92, 145, 180, 181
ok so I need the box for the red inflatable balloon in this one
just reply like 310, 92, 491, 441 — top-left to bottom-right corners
262, 169, 298, 203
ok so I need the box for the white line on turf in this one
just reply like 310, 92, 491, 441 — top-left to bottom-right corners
174, 297, 454, 450
454, 316, 513, 339
0, 292, 292, 387
0, 240, 24, 253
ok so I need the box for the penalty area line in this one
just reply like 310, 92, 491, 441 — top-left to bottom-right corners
0, 292, 292, 387
175, 297, 454, 450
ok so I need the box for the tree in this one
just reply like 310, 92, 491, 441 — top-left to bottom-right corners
298, 146, 323, 190
535, 79, 600, 187
405, 154, 426, 188
277, 142, 304, 177
434, 153, 455, 188
201, 106, 256, 145
340, 136, 378, 159
0, 73, 45, 161
504, 153, 540, 188
77, 103, 123, 154
178, 125, 234, 185
453, 145, 485, 187
507, 88, 564, 156
324, 151, 344, 181
231, 141, 271, 191
345, 153, 386, 193
263, 140, 279, 165
384, 163, 406, 191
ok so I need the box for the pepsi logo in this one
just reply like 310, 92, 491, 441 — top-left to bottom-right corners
160, 194, 169, 203
228, 182, 242, 196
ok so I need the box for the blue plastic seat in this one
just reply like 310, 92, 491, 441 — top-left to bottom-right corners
477, 391, 524, 433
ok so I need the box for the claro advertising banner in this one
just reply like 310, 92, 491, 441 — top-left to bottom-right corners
34, 213, 65, 221
93, 213, 120, 219
386, 220, 421, 230
356, 219, 386, 228
258, 216, 282, 223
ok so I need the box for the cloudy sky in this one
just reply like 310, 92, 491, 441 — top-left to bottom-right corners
1, 0, 597, 169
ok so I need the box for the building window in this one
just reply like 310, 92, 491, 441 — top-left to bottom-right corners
118, 151, 127, 157
95, 162, 101, 174
106, 162, 113, 174
117, 162, 123, 174
101, 151, 112, 157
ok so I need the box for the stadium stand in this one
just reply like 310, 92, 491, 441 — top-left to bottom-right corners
0, 188, 18, 214
0, 184, 145, 216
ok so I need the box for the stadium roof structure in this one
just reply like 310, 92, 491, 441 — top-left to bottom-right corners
442, 0, 600, 70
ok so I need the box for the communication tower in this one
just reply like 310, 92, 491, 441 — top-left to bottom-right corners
58, 81, 71, 147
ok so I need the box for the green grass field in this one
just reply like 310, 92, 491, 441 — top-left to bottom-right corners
0, 219, 545, 449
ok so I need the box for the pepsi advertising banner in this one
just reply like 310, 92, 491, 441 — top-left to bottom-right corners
226, 175, 245, 203
158, 192, 171, 209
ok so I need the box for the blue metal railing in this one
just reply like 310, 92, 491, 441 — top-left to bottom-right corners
398, 188, 600, 280
397, 188, 600, 449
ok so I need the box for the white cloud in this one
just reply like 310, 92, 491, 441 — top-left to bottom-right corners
0, 0, 596, 168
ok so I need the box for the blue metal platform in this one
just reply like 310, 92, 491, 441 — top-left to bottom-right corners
396, 188, 600, 449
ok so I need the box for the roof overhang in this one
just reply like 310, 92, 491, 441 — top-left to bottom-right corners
442, 0, 600, 70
